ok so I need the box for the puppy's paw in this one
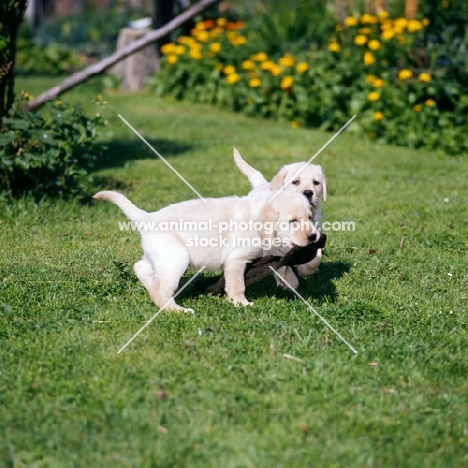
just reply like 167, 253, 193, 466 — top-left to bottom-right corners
228, 296, 253, 307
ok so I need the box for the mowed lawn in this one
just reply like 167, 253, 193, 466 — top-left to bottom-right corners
1, 76, 468, 467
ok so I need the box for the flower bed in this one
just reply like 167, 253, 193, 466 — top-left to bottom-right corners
149, 14, 468, 155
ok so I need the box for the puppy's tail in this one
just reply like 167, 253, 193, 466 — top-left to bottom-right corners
93, 190, 147, 222
233, 147, 267, 189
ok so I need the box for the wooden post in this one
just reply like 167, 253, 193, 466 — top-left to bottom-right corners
112, 28, 159, 91
405, 0, 418, 19
336, 0, 351, 22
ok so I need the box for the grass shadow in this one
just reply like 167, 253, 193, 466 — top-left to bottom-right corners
180, 260, 352, 305
93, 138, 193, 172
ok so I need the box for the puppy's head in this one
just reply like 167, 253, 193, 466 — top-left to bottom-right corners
266, 191, 319, 250
270, 162, 327, 208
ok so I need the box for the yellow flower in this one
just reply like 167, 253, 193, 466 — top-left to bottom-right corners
354, 35, 367, 46
242, 59, 255, 70
344, 16, 358, 27
418, 73, 431, 83
425, 99, 436, 107
413, 104, 422, 112
378, 10, 389, 20
398, 69, 413, 80
174, 45, 186, 55
395, 17, 408, 27
279, 55, 295, 67
360, 14, 378, 24
368, 39, 380, 50
368, 91, 380, 101
408, 19, 423, 32
381, 30, 395, 41
209, 42, 221, 53
226, 73, 240, 85
196, 30, 210, 42
232, 36, 247, 46
167, 54, 178, 64
366, 74, 377, 84
270, 65, 283, 76
161, 43, 176, 54
359, 28, 372, 34
190, 49, 202, 60
223, 65, 236, 74
249, 77, 261, 88
217, 18, 227, 26
296, 62, 309, 74
96, 94, 102, 101
177, 36, 190, 44
422, 18, 430, 26
55, 100, 63, 106
261, 60, 275, 71
291, 120, 300, 129
372, 78, 384, 87
364, 51, 375, 65
380, 20, 393, 30
195, 21, 205, 30
373, 111, 384, 121
280, 75, 293, 90
251, 52, 268, 62
328, 42, 341, 52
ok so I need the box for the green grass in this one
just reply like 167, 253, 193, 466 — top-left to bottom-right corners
1, 76, 468, 467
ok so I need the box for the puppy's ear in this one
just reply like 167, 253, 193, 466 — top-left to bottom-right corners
319, 167, 328, 202
270, 167, 288, 190
258, 204, 278, 239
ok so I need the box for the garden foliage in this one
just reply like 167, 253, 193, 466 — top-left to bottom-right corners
150, 12, 468, 155
0, 96, 106, 198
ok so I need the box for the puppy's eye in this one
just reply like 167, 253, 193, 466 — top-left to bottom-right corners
292, 180, 300, 186
313, 180, 320, 186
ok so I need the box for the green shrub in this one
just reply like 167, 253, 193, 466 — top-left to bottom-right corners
149, 14, 468, 155
0, 95, 106, 199
15, 38, 85, 75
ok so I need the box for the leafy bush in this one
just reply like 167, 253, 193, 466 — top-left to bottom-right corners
15, 38, 85, 75
150, 14, 468, 155
38, 3, 147, 57
0, 94, 106, 198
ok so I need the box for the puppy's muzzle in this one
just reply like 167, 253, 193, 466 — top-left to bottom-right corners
303, 190, 313, 202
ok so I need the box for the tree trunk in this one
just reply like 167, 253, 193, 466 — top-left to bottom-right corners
24, 0, 221, 111
0, 0, 28, 119
154, 0, 175, 47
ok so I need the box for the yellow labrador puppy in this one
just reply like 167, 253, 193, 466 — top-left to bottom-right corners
233, 148, 327, 288
94, 190, 318, 313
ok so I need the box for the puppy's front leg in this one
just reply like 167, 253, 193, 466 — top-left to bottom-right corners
296, 249, 322, 277
275, 266, 299, 289
223, 261, 252, 307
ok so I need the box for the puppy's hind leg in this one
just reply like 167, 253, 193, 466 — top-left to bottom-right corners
153, 249, 194, 314
134, 256, 157, 295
